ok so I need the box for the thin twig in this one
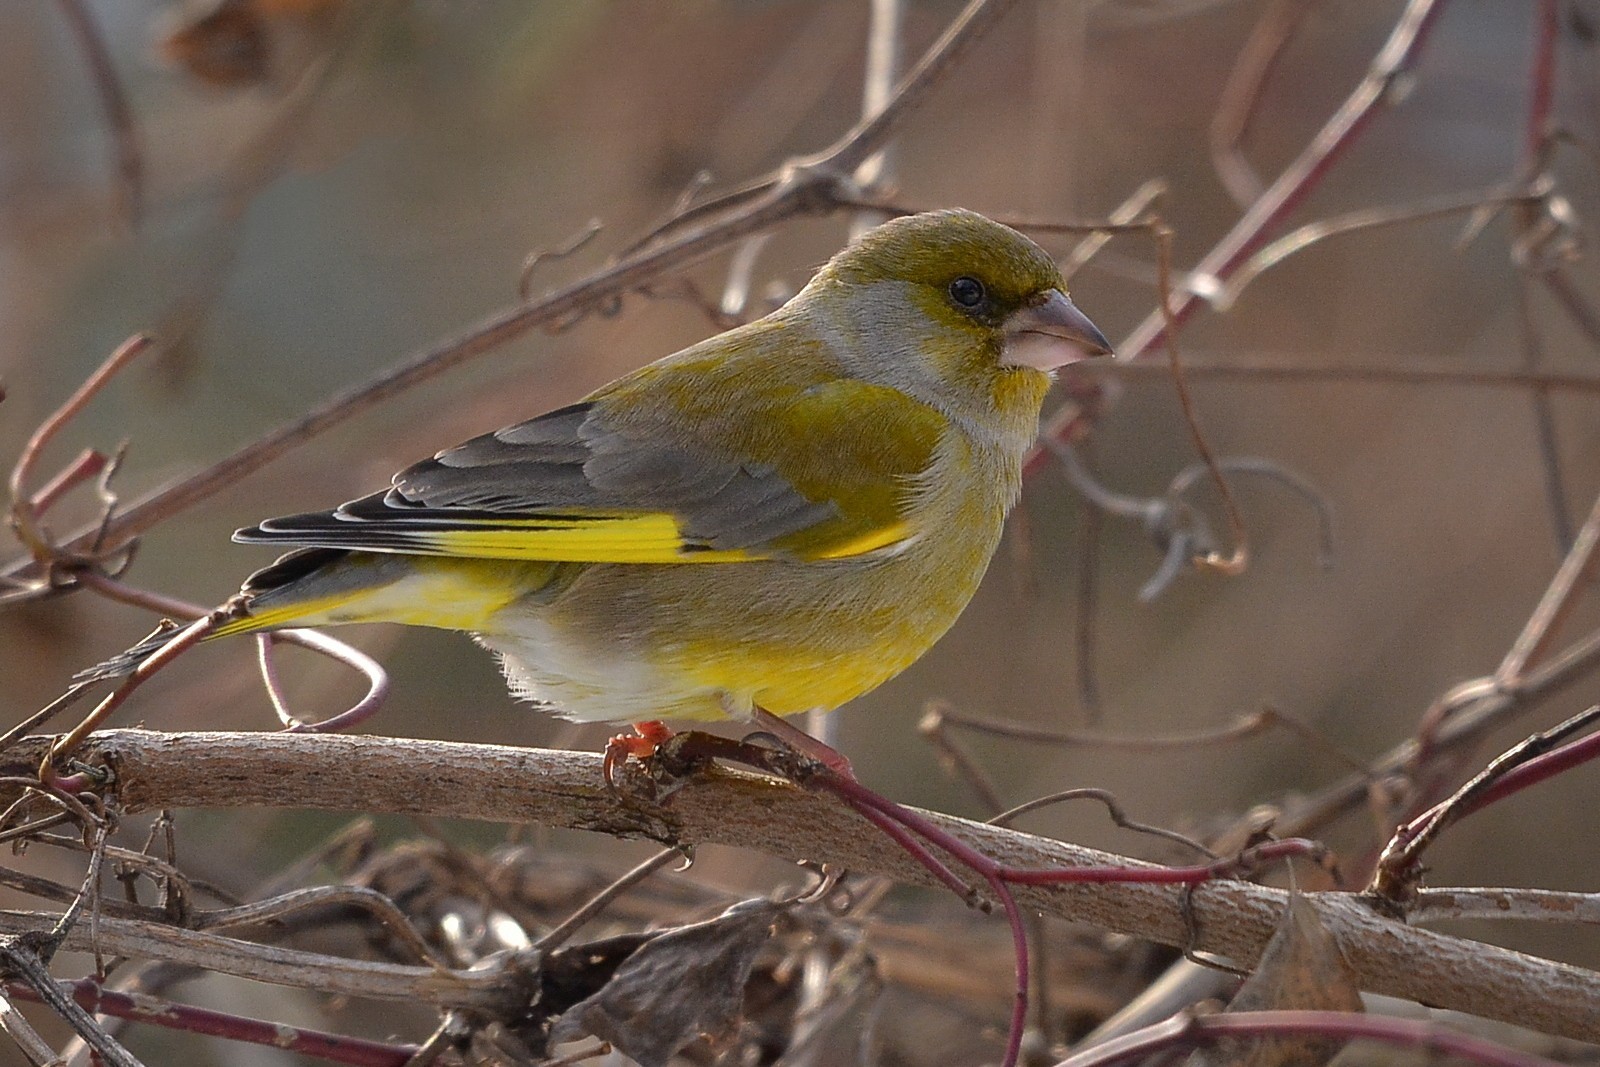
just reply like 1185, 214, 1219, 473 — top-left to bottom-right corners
194, 886, 447, 969
53, 0, 143, 226
27, 449, 109, 520
1211, 184, 1537, 310
929, 706, 1284, 751
1035, 0, 1449, 458
531, 847, 682, 952
0, 812, 76, 847
1050, 1009, 1568, 1067
1281, 623, 1600, 847
42, 611, 222, 783
1495, 490, 1600, 689
1516, 272, 1575, 553
0, 865, 166, 924
0, 985, 60, 1067
258, 630, 390, 733
0, 941, 141, 1067
989, 788, 1216, 861
716, 234, 773, 321
7, 335, 153, 569
45, 821, 111, 969
1049, 439, 1334, 601
1209, 0, 1315, 207
66, 571, 390, 735
1086, 355, 1600, 394
1121, 0, 1448, 359
917, 702, 1006, 813
517, 219, 603, 301
0, 904, 520, 1010
1410, 886, 1600, 926
401, 1013, 464, 1067
1541, 265, 1600, 348
1374, 706, 1600, 902
1516, 0, 1572, 552
848, 0, 903, 241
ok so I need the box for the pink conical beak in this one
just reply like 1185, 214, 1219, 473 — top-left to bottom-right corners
1000, 289, 1113, 370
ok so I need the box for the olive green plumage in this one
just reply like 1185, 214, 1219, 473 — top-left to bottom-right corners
204, 209, 1113, 723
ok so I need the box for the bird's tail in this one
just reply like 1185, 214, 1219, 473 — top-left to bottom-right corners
74, 548, 551, 684
74, 625, 195, 684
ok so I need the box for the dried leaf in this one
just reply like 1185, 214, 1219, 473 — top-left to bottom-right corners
541, 932, 658, 1017
552, 898, 785, 1067
1190, 892, 1363, 1067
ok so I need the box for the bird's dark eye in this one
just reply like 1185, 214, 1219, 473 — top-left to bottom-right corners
948, 276, 986, 308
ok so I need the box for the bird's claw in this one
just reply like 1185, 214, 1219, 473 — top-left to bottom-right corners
601, 720, 676, 786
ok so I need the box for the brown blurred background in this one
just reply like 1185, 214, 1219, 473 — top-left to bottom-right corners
2, 0, 1599, 1059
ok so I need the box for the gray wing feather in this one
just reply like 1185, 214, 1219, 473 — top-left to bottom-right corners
240, 400, 838, 553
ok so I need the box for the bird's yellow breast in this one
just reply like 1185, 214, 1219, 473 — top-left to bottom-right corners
483, 423, 1023, 723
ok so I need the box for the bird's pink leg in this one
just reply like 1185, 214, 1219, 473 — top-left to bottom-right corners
602, 719, 676, 784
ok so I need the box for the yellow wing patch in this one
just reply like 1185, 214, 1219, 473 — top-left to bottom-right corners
414, 514, 754, 563
377, 512, 910, 564
807, 521, 914, 560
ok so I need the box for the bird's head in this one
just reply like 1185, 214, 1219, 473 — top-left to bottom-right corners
808, 209, 1112, 435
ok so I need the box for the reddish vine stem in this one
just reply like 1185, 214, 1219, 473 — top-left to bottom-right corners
1118, 0, 1446, 358
26, 572, 390, 774
1516, 0, 1572, 552
1372, 705, 1600, 900
658, 733, 1323, 1067
26, 449, 108, 520
1524, 0, 1559, 161
0, 941, 137, 1067
4, 978, 417, 1067
1394, 486, 1600, 856
1457, 708, 1600, 816
1030, 0, 1449, 464
7, 334, 153, 568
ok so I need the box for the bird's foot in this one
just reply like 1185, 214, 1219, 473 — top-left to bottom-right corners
599, 712, 854, 793
602, 719, 676, 786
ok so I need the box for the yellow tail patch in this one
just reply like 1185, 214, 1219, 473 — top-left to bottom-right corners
217, 559, 536, 638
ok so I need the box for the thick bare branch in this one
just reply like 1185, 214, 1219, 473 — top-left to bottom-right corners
3, 730, 1597, 1042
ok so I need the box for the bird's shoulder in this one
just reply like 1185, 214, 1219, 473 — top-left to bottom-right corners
576, 314, 953, 559
589, 314, 948, 493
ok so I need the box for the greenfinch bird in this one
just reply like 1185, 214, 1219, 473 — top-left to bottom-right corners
101, 210, 1111, 749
